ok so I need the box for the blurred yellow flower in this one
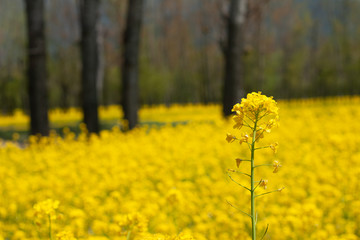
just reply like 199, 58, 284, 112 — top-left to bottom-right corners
270, 142, 279, 153
226, 133, 236, 143
273, 160, 282, 173
56, 231, 77, 240
259, 179, 268, 190
33, 199, 60, 221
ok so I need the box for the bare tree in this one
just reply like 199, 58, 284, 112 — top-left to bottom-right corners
79, 0, 100, 134
222, 0, 248, 117
121, 0, 144, 129
24, 0, 50, 136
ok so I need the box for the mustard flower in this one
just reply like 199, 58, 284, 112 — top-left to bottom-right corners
33, 199, 59, 220
239, 133, 249, 145
56, 231, 77, 240
231, 92, 279, 141
117, 212, 148, 236
226, 133, 236, 143
270, 142, 279, 153
273, 160, 282, 173
236, 158, 242, 168
259, 179, 268, 190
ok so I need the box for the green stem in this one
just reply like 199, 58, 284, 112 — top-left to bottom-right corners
48, 215, 52, 240
126, 230, 131, 240
228, 169, 251, 178
254, 164, 272, 168
251, 117, 258, 240
226, 200, 252, 218
255, 187, 285, 198
228, 173, 251, 191
254, 146, 270, 150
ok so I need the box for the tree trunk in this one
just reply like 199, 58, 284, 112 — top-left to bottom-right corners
121, 0, 144, 130
97, 22, 105, 104
79, 0, 100, 134
222, 0, 247, 117
24, 0, 50, 136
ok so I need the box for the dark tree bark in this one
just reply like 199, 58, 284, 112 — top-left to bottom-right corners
24, 0, 50, 136
79, 0, 100, 134
222, 0, 248, 117
121, 0, 144, 130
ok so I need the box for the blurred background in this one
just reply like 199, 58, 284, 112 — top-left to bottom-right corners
0, 0, 359, 134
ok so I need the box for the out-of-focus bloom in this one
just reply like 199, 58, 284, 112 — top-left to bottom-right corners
33, 199, 59, 220
239, 133, 249, 145
236, 158, 242, 168
226, 133, 236, 143
259, 179, 268, 190
273, 160, 282, 173
56, 231, 77, 240
117, 212, 148, 236
270, 142, 279, 153
232, 114, 244, 129
166, 188, 183, 206
255, 128, 265, 142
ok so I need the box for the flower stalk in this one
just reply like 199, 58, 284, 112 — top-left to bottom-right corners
48, 215, 52, 240
250, 114, 258, 239
226, 92, 283, 240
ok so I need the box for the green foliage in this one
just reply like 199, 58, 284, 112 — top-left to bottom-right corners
139, 57, 172, 105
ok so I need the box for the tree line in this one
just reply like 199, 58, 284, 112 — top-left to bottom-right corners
24, 0, 145, 135
1, 0, 360, 135
19, 0, 252, 135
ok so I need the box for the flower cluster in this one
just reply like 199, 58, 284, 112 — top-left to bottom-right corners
143, 232, 195, 240
117, 212, 148, 236
56, 231, 77, 240
33, 199, 60, 221
231, 92, 279, 131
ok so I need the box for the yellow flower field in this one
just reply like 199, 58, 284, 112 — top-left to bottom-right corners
1, 97, 360, 240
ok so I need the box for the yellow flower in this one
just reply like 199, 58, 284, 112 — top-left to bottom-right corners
232, 114, 244, 129
259, 179, 268, 189
117, 212, 148, 235
239, 133, 249, 145
255, 128, 265, 142
270, 142, 279, 153
230, 92, 279, 137
33, 199, 59, 220
226, 133, 236, 143
231, 103, 242, 112
235, 158, 242, 168
273, 160, 282, 173
56, 231, 77, 240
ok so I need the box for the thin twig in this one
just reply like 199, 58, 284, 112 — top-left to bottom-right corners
254, 146, 270, 150
253, 180, 262, 191
255, 129, 266, 142
255, 188, 283, 198
226, 200, 252, 218
227, 173, 251, 191
260, 224, 269, 240
254, 164, 272, 168
243, 119, 254, 129
244, 114, 255, 123
227, 169, 251, 178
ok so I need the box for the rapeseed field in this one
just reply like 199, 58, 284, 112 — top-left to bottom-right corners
1, 97, 360, 240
